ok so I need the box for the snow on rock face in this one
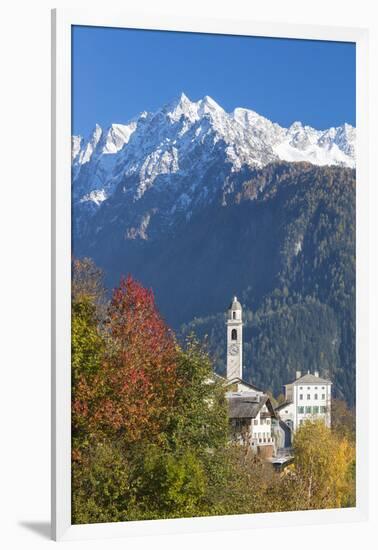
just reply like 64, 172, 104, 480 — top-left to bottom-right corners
125, 211, 154, 240
138, 147, 179, 197
103, 122, 138, 154
80, 189, 107, 206
80, 124, 103, 165
72, 93, 355, 238
273, 120, 355, 168
72, 135, 82, 161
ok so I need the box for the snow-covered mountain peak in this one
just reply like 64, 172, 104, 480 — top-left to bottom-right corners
178, 91, 191, 104
162, 92, 197, 122
164, 91, 191, 109
162, 93, 226, 125
72, 94, 356, 232
233, 107, 271, 126
199, 95, 224, 113
72, 120, 139, 166
232, 107, 285, 150
102, 122, 137, 154
289, 121, 304, 131
78, 124, 103, 164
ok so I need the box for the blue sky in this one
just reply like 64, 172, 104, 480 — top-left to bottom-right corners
72, 26, 355, 138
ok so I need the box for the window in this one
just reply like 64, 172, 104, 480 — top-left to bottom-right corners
305, 406, 312, 413
231, 329, 237, 340
299, 394, 303, 400
322, 394, 326, 400
320, 406, 327, 413
313, 406, 319, 414
260, 418, 265, 425
307, 394, 310, 400
266, 419, 270, 425
298, 406, 304, 414
254, 419, 258, 425
233, 312, 236, 319
314, 393, 318, 400
315, 387, 318, 390
300, 386, 303, 390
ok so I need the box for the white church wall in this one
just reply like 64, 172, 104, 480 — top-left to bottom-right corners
236, 381, 264, 394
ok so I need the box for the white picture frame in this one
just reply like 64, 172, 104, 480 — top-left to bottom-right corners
51, 8, 369, 541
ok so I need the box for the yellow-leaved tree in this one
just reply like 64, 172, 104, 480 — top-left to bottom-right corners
292, 420, 355, 510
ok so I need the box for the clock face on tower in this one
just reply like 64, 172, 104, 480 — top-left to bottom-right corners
229, 343, 239, 356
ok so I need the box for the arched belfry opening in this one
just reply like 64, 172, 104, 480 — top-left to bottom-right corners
231, 328, 237, 340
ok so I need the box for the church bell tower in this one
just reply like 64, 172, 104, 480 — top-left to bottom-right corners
226, 296, 243, 380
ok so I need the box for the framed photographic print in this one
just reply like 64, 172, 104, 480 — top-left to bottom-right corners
51, 8, 369, 541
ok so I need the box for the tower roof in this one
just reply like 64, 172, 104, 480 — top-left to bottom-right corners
229, 296, 242, 311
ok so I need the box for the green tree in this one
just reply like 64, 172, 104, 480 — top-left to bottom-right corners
71, 261, 107, 460
72, 440, 133, 524
128, 445, 206, 519
167, 336, 228, 454
72, 300, 104, 385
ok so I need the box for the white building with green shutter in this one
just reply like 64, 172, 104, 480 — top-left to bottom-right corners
277, 371, 332, 433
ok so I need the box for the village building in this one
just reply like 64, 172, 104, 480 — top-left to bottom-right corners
276, 371, 332, 433
228, 393, 276, 458
221, 296, 332, 458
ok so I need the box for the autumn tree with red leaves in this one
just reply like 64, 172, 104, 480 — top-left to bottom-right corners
72, 266, 230, 523
73, 275, 180, 446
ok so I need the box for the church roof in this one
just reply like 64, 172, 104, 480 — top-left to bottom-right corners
229, 296, 242, 311
218, 375, 264, 394
286, 373, 332, 386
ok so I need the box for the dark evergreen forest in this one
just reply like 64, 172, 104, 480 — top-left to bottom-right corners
180, 163, 356, 405
76, 162, 356, 405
